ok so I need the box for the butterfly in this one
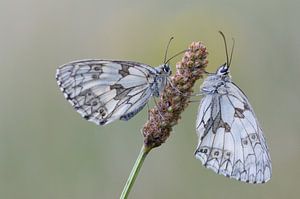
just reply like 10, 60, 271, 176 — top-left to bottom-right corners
56, 59, 171, 125
195, 32, 272, 184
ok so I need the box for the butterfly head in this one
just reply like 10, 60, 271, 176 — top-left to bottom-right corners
157, 64, 171, 76
163, 64, 171, 74
216, 63, 230, 76
161, 36, 187, 77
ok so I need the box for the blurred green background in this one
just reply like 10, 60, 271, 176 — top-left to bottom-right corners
0, 0, 299, 198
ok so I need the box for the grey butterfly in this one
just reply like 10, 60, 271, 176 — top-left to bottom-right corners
56, 59, 171, 125
195, 32, 272, 184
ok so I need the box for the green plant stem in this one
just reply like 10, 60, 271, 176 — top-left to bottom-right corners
120, 145, 151, 199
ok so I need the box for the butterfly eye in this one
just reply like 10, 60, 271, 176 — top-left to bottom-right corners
221, 63, 229, 72
220, 66, 228, 73
216, 63, 229, 75
163, 65, 170, 73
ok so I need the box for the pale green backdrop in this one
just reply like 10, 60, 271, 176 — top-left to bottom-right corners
0, 0, 299, 198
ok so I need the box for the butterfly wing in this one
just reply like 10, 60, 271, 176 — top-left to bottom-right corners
195, 82, 272, 183
56, 59, 157, 125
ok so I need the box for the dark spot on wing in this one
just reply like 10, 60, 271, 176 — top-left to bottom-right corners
92, 100, 98, 106
214, 151, 219, 156
91, 64, 103, 72
110, 84, 132, 100
119, 64, 130, 77
99, 119, 107, 125
243, 102, 250, 110
66, 93, 71, 100
99, 107, 105, 114
92, 74, 99, 79
234, 107, 245, 118
220, 121, 231, 132
110, 84, 124, 90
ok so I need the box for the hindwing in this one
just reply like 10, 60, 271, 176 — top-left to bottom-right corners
195, 82, 272, 183
56, 60, 158, 125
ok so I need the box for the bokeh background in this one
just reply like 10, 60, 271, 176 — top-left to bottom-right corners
0, 0, 299, 198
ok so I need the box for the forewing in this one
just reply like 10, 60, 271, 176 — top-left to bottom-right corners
56, 60, 156, 125
195, 82, 271, 183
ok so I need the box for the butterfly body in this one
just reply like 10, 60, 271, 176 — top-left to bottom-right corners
195, 63, 272, 184
56, 59, 170, 125
201, 72, 230, 95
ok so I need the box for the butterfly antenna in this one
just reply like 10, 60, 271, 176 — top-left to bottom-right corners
164, 37, 174, 64
229, 37, 235, 66
165, 49, 188, 64
218, 31, 230, 67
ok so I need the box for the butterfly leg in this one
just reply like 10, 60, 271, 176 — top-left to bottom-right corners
152, 96, 165, 120
167, 78, 184, 95
146, 103, 150, 119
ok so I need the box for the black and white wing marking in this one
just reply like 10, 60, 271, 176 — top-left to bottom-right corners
56, 60, 157, 125
195, 82, 272, 183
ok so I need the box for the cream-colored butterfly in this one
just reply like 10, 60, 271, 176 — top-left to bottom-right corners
56, 60, 171, 125
195, 32, 272, 183
55, 38, 185, 126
